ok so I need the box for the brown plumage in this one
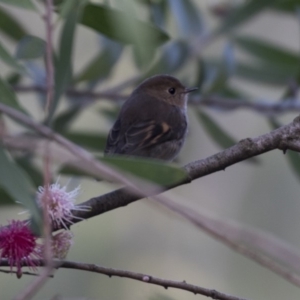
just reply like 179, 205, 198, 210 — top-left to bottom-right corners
105, 74, 197, 161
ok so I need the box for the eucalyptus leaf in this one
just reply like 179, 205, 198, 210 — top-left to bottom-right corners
100, 156, 188, 186
0, 0, 36, 10
168, 0, 203, 37
75, 39, 123, 83
80, 3, 169, 46
53, 106, 81, 133
215, 0, 276, 36
16, 157, 43, 187
273, 0, 300, 13
0, 147, 42, 233
0, 40, 26, 73
0, 76, 27, 113
63, 132, 107, 152
144, 40, 189, 78
235, 61, 297, 85
234, 36, 299, 67
149, 0, 168, 29
15, 35, 46, 60
61, 155, 188, 186
0, 6, 27, 41
197, 109, 237, 149
0, 188, 15, 205
48, 2, 82, 123
197, 109, 259, 163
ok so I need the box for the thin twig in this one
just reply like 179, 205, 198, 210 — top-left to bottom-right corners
0, 269, 53, 278
44, 0, 54, 113
14, 1, 55, 299
0, 259, 248, 300
12, 85, 300, 114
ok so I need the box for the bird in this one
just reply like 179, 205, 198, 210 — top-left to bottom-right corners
104, 74, 197, 161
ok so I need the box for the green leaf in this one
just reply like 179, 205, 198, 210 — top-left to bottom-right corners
144, 40, 189, 77
48, 2, 82, 123
0, 0, 36, 10
0, 40, 26, 73
0, 76, 27, 113
80, 4, 169, 46
273, 0, 300, 13
0, 6, 27, 41
101, 156, 188, 186
168, 0, 203, 37
197, 109, 237, 149
235, 61, 297, 85
234, 36, 299, 67
203, 70, 228, 95
15, 157, 43, 187
6, 72, 22, 85
215, 0, 276, 36
61, 156, 188, 186
52, 106, 81, 133
75, 39, 123, 83
63, 132, 107, 152
0, 188, 15, 205
0, 147, 42, 233
15, 35, 46, 60
80, 3, 168, 69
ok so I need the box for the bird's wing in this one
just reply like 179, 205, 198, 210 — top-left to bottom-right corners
105, 119, 175, 155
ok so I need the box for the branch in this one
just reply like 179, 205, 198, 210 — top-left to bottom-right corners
0, 259, 248, 300
70, 115, 300, 222
13, 85, 300, 114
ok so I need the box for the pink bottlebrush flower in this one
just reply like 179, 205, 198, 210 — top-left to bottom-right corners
36, 182, 88, 229
0, 220, 41, 277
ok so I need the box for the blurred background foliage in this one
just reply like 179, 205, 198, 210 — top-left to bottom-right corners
1, 0, 300, 299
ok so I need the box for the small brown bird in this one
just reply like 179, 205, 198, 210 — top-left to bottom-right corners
104, 74, 197, 161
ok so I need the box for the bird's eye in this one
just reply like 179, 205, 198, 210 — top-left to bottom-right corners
168, 87, 176, 95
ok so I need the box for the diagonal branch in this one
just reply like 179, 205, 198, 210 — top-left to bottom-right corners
0, 259, 248, 300
70, 115, 300, 222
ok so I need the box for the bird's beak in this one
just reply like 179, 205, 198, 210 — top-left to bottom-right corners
184, 87, 198, 93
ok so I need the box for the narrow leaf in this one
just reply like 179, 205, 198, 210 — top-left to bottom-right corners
61, 155, 188, 186
168, 0, 203, 37
0, 0, 36, 10
273, 0, 300, 13
52, 106, 81, 133
144, 40, 189, 77
15, 35, 46, 60
80, 4, 169, 46
16, 157, 43, 187
0, 188, 15, 205
75, 39, 123, 83
234, 36, 299, 67
215, 0, 276, 36
197, 109, 237, 149
0, 6, 27, 41
235, 61, 297, 85
101, 156, 188, 186
0, 147, 42, 233
48, 2, 82, 122
63, 132, 107, 152
0, 40, 26, 73
0, 76, 27, 113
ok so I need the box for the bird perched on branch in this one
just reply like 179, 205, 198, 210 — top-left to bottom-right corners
105, 74, 197, 161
